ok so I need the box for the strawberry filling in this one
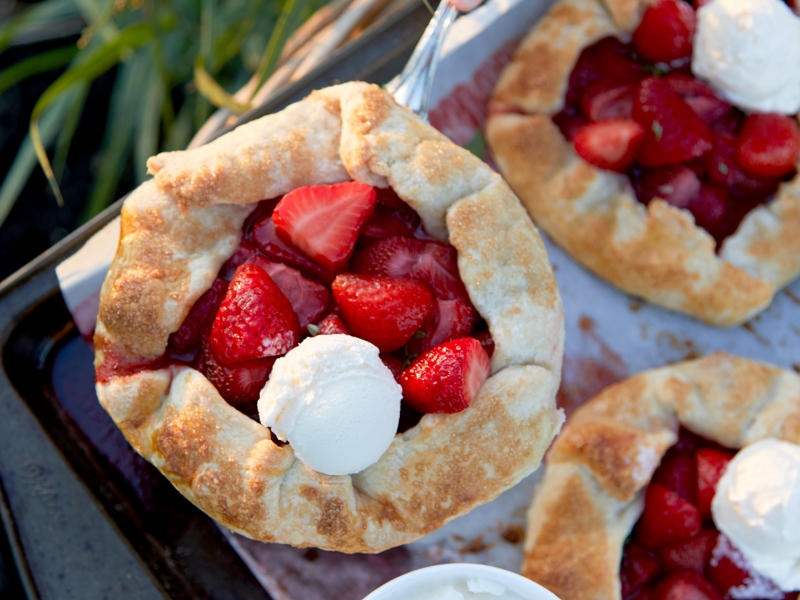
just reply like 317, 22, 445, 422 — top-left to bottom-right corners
555, 0, 800, 247
620, 428, 799, 600
97, 183, 493, 423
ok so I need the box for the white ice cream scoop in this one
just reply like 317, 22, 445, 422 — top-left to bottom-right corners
712, 438, 800, 591
258, 334, 402, 476
692, 0, 800, 114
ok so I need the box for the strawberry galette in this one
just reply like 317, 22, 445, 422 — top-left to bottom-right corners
522, 353, 800, 600
486, 0, 800, 326
93, 82, 565, 553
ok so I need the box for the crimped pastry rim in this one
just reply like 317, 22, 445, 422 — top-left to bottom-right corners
522, 352, 800, 600
485, 0, 800, 326
94, 81, 565, 553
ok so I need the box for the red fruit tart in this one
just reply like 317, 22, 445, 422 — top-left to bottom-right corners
486, 0, 800, 326
520, 353, 800, 600
93, 83, 565, 553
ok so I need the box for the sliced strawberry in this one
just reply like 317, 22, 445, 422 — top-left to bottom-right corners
665, 75, 732, 124
633, 77, 713, 167
331, 274, 434, 352
621, 541, 662, 599
653, 451, 697, 504
245, 255, 328, 329
271, 182, 376, 273
352, 236, 470, 303
566, 37, 643, 106
653, 571, 722, 600
474, 328, 495, 358
636, 483, 702, 548
633, 165, 701, 208
658, 529, 718, 573
580, 81, 636, 121
686, 184, 728, 241
400, 337, 491, 414
209, 264, 300, 365
632, 0, 696, 64
707, 534, 786, 599
573, 120, 645, 171
736, 113, 800, 178
251, 213, 333, 283
553, 110, 589, 141
406, 298, 478, 356
200, 338, 275, 405
380, 354, 405, 381
314, 313, 350, 336
359, 202, 421, 242
696, 448, 734, 520
169, 278, 229, 352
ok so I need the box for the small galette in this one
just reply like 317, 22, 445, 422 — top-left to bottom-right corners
522, 353, 800, 600
93, 82, 565, 553
486, 0, 800, 326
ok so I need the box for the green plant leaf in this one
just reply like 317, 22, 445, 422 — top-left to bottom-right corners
0, 91, 76, 227
52, 82, 89, 181
194, 57, 250, 113
0, 46, 79, 95
29, 21, 153, 206
83, 51, 151, 219
134, 64, 164, 183
0, 0, 82, 52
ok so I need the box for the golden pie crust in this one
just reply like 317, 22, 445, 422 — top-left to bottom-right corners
522, 352, 800, 600
485, 0, 800, 327
94, 82, 565, 553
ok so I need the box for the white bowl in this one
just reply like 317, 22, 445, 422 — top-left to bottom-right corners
363, 563, 560, 600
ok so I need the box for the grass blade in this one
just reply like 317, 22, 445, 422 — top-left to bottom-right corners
134, 64, 163, 183
29, 21, 153, 205
0, 0, 82, 52
53, 82, 89, 181
0, 46, 79, 95
194, 58, 250, 113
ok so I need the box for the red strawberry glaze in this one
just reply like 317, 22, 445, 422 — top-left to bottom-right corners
556, 4, 798, 249
619, 428, 799, 600
96, 184, 492, 423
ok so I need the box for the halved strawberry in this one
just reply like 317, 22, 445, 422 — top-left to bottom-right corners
331, 274, 434, 352
696, 448, 734, 519
352, 236, 471, 303
406, 298, 478, 356
400, 337, 491, 414
251, 213, 333, 283
271, 182, 376, 273
245, 255, 328, 329
573, 120, 645, 171
686, 184, 728, 241
621, 541, 662, 599
653, 571, 722, 600
380, 354, 405, 381
633, 77, 713, 167
374, 186, 409, 210
553, 110, 590, 141
633, 165, 701, 208
707, 534, 785, 598
632, 0, 696, 64
200, 338, 275, 405
636, 483, 702, 548
653, 451, 697, 504
220, 241, 259, 280
360, 202, 420, 242
314, 313, 350, 336
580, 81, 636, 121
658, 529, 718, 573
736, 113, 800, 178
169, 278, 229, 352
566, 37, 643, 106
665, 75, 732, 124
209, 264, 300, 365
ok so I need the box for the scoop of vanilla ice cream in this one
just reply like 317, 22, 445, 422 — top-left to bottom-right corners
712, 439, 800, 590
692, 0, 800, 114
258, 334, 401, 476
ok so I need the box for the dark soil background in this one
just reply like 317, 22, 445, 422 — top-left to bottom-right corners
0, 35, 124, 282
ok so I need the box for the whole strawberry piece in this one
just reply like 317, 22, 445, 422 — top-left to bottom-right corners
400, 337, 491, 414
169, 278, 229, 352
633, 0, 696, 64
332, 274, 434, 352
210, 264, 300, 365
633, 77, 713, 166
272, 182, 376, 273
736, 113, 800, 178
200, 338, 275, 405
573, 119, 645, 171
